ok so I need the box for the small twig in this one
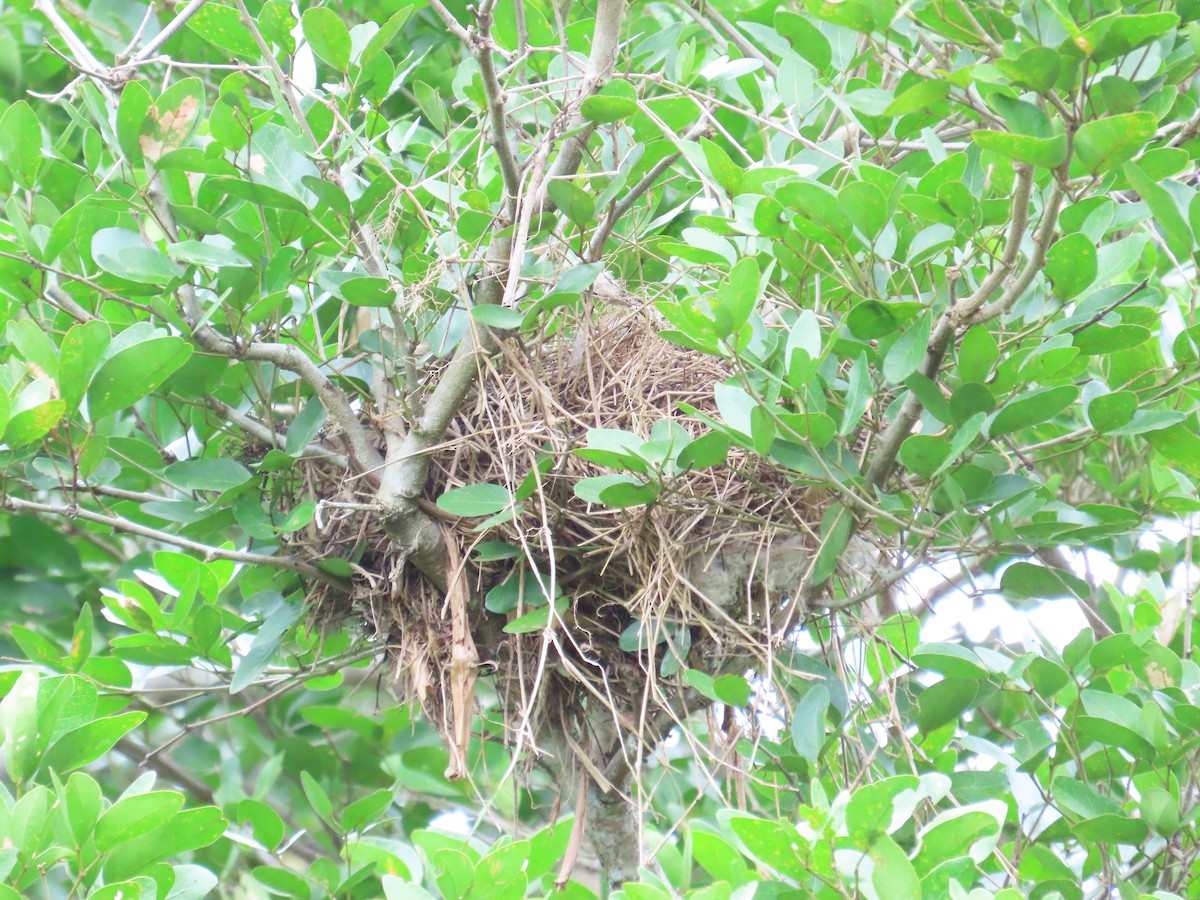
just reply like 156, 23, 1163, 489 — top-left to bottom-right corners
2, 496, 339, 584
32, 0, 111, 88
586, 118, 709, 261
126, 0, 208, 65
204, 397, 350, 468
676, 0, 778, 76
1067, 278, 1150, 335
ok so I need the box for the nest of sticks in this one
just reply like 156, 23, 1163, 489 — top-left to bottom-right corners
305, 309, 833, 769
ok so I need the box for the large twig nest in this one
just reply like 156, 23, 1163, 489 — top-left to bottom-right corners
307, 308, 840, 761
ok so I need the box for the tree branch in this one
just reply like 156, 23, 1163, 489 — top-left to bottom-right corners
539, 0, 626, 201
141, 176, 383, 478
2, 496, 339, 584
204, 397, 350, 468
865, 165, 1040, 489
125, 0, 208, 66
471, 5, 523, 209
586, 119, 709, 261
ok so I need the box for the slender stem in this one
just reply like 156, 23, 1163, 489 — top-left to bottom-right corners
2, 496, 338, 583
128, 0, 208, 65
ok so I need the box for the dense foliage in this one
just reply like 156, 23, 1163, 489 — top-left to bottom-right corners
3, 0, 1200, 897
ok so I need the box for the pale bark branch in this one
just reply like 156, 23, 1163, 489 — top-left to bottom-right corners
866, 165, 1041, 489
142, 177, 384, 478
204, 397, 350, 468
126, 0, 208, 65
2, 496, 337, 583
539, 0, 626, 202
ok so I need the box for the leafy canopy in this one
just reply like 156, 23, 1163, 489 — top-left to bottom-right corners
1, 0, 1200, 897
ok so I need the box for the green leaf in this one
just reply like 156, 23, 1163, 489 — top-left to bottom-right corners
343, 789, 394, 833
839, 181, 888, 240
995, 47, 1061, 93
1000, 561, 1091, 600
915, 678, 979, 731
972, 131, 1068, 168
43, 712, 146, 773
804, 0, 874, 32
700, 138, 743, 195
989, 386, 1077, 436
728, 817, 810, 879
1045, 233, 1098, 299
599, 479, 660, 507
258, 0, 297, 53
883, 313, 931, 384
0, 669, 39, 782
812, 504, 852, 583
1073, 323, 1151, 355
167, 239, 252, 268
116, 80, 154, 164
4, 399, 64, 447
1075, 113, 1157, 174
1072, 814, 1149, 845
165, 458, 252, 492
957, 325, 998, 383
1086, 391, 1137, 433
340, 276, 396, 307
92, 228, 185, 285
58, 321, 111, 413
714, 674, 751, 707
712, 257, 760, 337
1122, 162, 1193, 260
546, 180, 595, 227
437, 484, 514, 517
885, 79, 950, 116
503, 595, 569, 634
775, 10, 831, 69
580, 80, 638, 123
238, 799, 284, 851
677, 432, 730, 470
301, 770, 336, 826
471, 305, 524, 329
95, 791, 185, 852
285, 398, 326, 456
188, 3, 260, 57
1025, 656, 1070, 697
912, 642, 988, 679
574, 473, 644, 504
869, 835, 920, 900
104, 807, 226, 881
1079, 12, 1180, 62
0, 101, 42, 189
231, 594, 304, 694
243, 124, 321, 203
302, 6, 352, 71
361, 7, 414, 65
139, 78, 206, 162
790, 685, 829, 762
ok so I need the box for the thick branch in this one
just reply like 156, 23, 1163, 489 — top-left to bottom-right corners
142, 177, 382, 478
377, 3, 625, 580
540, 0, 626, 198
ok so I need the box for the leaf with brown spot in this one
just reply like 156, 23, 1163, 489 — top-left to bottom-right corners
139, 78, 205, 162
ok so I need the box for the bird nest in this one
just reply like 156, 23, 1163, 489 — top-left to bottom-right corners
306, 309, 836, 772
